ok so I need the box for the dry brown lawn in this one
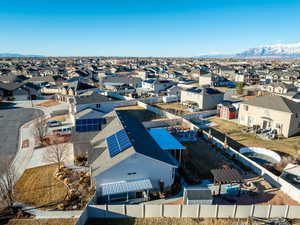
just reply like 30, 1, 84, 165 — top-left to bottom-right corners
7, 219, 76, 225
154, 102, 192, 115
208, 117, 300, 156
116, 105, 144, 110
14, 164, 68, 210
47, 114, 67, 122
37, 100, 60, 107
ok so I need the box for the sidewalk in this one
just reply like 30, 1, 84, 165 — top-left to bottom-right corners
16, 203, 82, 219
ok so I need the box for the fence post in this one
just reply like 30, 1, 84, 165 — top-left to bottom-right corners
123, 204, 127, 217
267, 205, 272, 218
215, 204, 219, 218
232, 204, 237, 218
161, 204, 164, 217
142, 204, 145, 218
105, 204, 108, 218
179, 204, 183, 218
284, 205, 290, 218
197, 204, 201, 218
250, 205, 254, 217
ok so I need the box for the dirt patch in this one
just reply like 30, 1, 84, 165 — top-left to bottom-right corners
182, 140, 229, 182
7, 218, 76, 225
47, 115, 67, 122
14, 164, 68, 210
115, 109, 162, 122
37, 100, 60, 107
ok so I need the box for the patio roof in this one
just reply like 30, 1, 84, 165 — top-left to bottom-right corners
148, 128, 186, 150
211, 168, 243, 184
100, 178, 153, 196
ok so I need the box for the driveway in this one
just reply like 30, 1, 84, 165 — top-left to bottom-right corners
0, 107, 42, 161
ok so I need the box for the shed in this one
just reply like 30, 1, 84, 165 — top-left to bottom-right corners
183, 187, 213, 205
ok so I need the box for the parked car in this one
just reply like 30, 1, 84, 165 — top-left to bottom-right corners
47, 120, 62, 127
52, 126, 72, 136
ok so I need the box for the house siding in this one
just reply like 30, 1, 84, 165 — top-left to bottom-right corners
95, 153, 175, 192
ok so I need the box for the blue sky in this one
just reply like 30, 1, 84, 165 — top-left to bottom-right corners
1, 0, 300, 57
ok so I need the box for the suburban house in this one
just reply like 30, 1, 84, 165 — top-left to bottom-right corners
90, 110, 178, 204
261, 83, 297, 94
199, 72, 233, 87
0, 81, 41, 101
73, 108, 106, 132
238, 95, 300, 137
181, 87, 224, 110
103, 82, 135, 94
69, 91, 135, 114
141, 79, 174, 93
217, 101, 239, 120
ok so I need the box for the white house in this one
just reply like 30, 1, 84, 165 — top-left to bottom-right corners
90, 110, 178, 204
181, 87, 224, 110
141, 79, 174, 93
69, 91, 136, 114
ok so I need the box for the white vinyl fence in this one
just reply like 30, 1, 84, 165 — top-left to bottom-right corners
75, 204, 300, 225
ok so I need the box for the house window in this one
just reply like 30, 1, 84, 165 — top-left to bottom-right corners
276, 123, 282, 129
244, 105, 248, 111
96, 104, 101, 108
298, 122, 300, 128
128, 172, 136, 176
296, 113, 298, 118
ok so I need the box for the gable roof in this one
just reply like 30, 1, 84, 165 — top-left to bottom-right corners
74, 92, 114, 105
244, 95, 300, 113
90, 110, 177, 177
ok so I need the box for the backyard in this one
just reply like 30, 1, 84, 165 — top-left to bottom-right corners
116, 108, 163, 122
208, 117, 300, 156
14, 164, 68, 210
37, 100, 60, 107
182, 139, 229, 182
154, 102, 191, 116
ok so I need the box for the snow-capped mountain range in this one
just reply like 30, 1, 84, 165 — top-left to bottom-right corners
198, 43, 300, 58
237, 43, 300, 58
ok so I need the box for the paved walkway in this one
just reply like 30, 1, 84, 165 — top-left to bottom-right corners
16, 203, 82, 219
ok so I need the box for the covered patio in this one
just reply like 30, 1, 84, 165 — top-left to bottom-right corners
148, 128, 185, 165
211, 168, 244, 196
100, 178, 153, 204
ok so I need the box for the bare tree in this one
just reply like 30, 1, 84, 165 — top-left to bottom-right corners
44, 142, 68, 168
0, 160, 15, 210
32, 112, 48, 145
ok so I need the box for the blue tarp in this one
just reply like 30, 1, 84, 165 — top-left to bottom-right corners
148, 128, 185, 150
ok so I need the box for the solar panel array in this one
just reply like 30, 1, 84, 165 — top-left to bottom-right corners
107, 129, 132, 157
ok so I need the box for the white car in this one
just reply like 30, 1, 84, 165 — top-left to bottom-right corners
47, 120, 62, 127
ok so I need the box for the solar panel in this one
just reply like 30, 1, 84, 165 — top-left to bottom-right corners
107, 129, 132, 157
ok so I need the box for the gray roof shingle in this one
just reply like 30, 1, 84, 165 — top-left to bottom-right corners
244, 95, 300, 113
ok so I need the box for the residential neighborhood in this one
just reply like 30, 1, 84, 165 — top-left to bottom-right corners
3, 1, 300, 225
2, 56, 300, 225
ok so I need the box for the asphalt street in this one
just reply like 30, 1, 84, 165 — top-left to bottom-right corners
0, 107, 41, 161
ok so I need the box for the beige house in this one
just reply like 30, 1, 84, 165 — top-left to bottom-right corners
238, 96, 300, 137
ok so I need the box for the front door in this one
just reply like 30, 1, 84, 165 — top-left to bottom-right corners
262, 120, 268, 129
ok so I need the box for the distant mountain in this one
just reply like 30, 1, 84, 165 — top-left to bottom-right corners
237, 43, 300, 58
197, 43, 300, 59
196, 54, 234, 58
0, 53, 44, 57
